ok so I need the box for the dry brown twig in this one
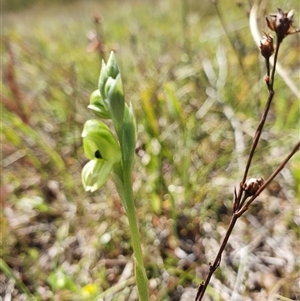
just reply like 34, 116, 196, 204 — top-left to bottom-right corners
195, 7, 300, 301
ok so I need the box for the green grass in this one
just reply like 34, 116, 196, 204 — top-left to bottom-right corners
1, 0, 300, 300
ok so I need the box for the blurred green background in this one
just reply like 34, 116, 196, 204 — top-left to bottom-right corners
1, 0, 300, 300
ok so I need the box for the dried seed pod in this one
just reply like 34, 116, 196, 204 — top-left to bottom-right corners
242, 177, 264, 196
266, 8, 300, 42
259, 33, 274, 59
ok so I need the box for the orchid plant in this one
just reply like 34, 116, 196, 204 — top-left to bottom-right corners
82, 52, 149, 301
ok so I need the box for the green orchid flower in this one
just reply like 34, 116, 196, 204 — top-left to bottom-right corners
81, 119, 121, 192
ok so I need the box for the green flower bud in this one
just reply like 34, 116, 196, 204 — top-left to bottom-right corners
88, 90, 111, 119
106, 51, 119, 79
97, 52, 125, 136
98, 52, 120, 101
106, 74, 125, 134
98, 61, 109, 101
